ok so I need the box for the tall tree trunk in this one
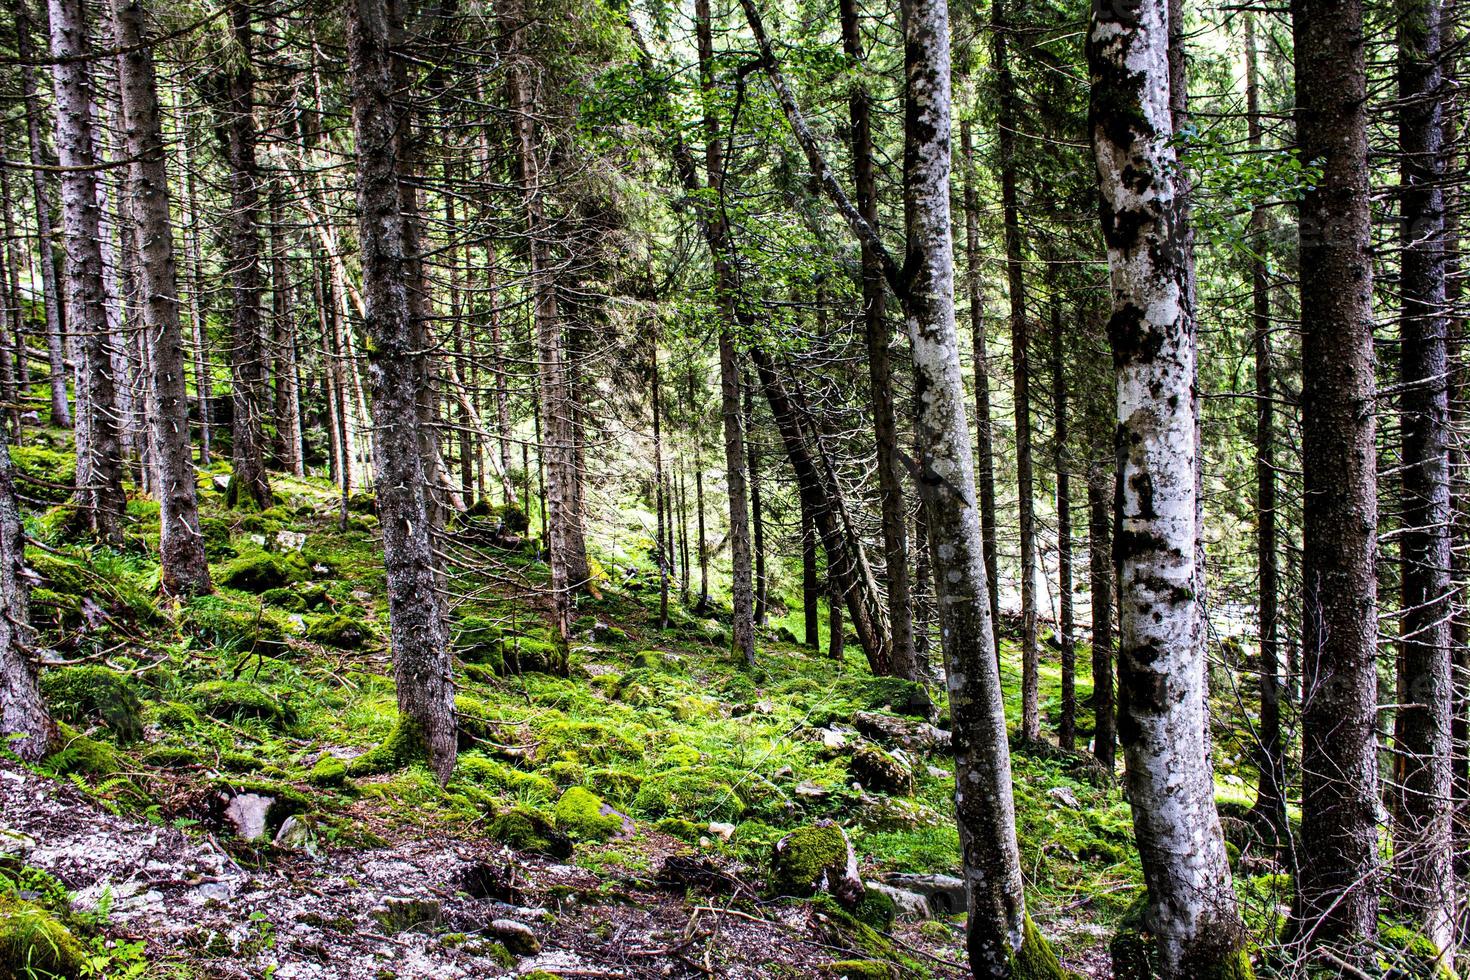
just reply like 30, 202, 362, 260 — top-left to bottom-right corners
745, 375, 768, 625
1089, 0, 1247, 973
653, 336, 669, 630
1087, 459, 1115, 773
1393, 0, 1456, 953
801, 495, 819, 648
217, 3, 273, 511
180, 114, 212, 464
993, 0, 1041, 741
47, 0, 125, 546
16, 2, 71, 431
693, 0, 756, 666
0, 156, 24, 436
0, 422, 47, 762
108, 0, 212, 596
346, 0, 457, 784
1240, 11, 1289, 849
961, 119, 1001, 652
1292, 0, 1383, 946
840, 0, 914, 679
695, 460, 709, 611
508, 0, 578, 651
1048, 277, 1075, 751
269, 187, 305, 477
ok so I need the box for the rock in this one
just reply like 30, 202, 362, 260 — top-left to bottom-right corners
770, 820, 863, 906
884, 873, 966, 915
707, 822, 735, 841
489, 807, 574, 859
552, 787, 630, 841
847, 745, 914, 796
371, 896, 442, 934
795, 781, 830, 799
222, 792, 273, 840
195, 880, 235, 902
808, 727, 849, 753
1047, 785, 1082, 809
275, 530, 306, 551
485, 918, 540, 956
852, 711, 951, 755
926, 766, 952, 780
863, 880, 931, 920
273, 814, 314, 849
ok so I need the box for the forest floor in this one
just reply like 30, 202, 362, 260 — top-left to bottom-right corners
0, 428, 1289, 978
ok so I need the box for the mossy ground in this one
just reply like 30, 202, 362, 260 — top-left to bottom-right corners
10, 448, 1292, 975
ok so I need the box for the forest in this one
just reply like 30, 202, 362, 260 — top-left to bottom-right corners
0, 0, 1458, 976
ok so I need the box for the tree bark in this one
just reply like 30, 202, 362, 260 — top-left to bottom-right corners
0, 421, 48, 762
1291, 0, 1383, 946
993, 0, 1042, 742
1087, 460, 1115, 773
346, 0, 457, 784
108, 0, 212, 596
1392, 0, 1455, 953
47, 0, 126, 546
840, 0, 914, 679
801, 494, 819, 648
15, 2, 70, 431
745, 374, 768, 625
961, 119, 1001, 653
1088, 0, 1246, 972
269, 186, 305, 477
216, 3, 273, 511
693, 0, 756, 666
1048, 278, 1075, 752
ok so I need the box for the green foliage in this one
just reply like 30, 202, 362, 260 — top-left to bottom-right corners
1009, 914, 1074, 980
43, 724, 120, 777
308, 756, 348, 788
553, 787, 625, 841
453, 755, 558, 801
180, 595, 289, 650
633, 766, 745, 822
1378, 923, 1453, 979
39, 667, 144, 743
304, 614, 370, 649
820, 962, 893, 979
11, 446, 76, 504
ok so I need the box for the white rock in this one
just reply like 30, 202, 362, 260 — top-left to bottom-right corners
864, 880, 931, 919
223, 793, 273, 841
707, 822, 735, 841
1047, 785, 1081, 809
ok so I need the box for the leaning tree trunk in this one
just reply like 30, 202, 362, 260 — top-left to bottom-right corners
217, 3, 273, 511
993, 0, 1042, 742
841, 0, 915, 679
1393, 0, 1455, 954
346, 0, 457, 785
1292, 0, 1383, 946
15, 2, 70, 430
1088, 0, 1247, 974
108, 0, 212, 597
738, 0, 1061, 967
0, 421, 48, 762
47, 0, 126, 546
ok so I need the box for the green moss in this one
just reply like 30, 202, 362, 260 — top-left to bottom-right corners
216, 551, 302, 593
305, 614, 370, 649
538, 720, 644, 764
853, 889, 897, 931
451, 616, 505, 670
1009, 913, 1074, 980
633, 766, 745, 822
347, 718, 426, 776
146, 701, 201, 731
488, 807, 573, 859
44, 724, 119, 777
847, 746, 913, 796
308, 756, 348, 788
653, 818, 703, 842
770, 824, 850, 897
808, 895, 922, 975
553, 787, 625, 841
0, 895, 85, 980
1379, 923, 1450, 979
39, 666, 143, 743
191, 681, 291, 727
180, 595, 289, 649
820, 962, 893, 979
11, 446, 76, 504
260, 588, 307, 613
629, 650, 682, 673
142, 746, 199, 769
453, 756, 557, 800
1109, 897, 1250, 980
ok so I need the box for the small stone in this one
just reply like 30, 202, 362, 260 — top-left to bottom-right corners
484, 918, 540, 956
884, 873, 967, 915
276, 530, 306, 551
847, 745, 914, 796
926, 766, 952, 780
707, 822, 735, 841
371, 896, 443, 934
196, 881, 235, 902
222, 792, 273, 841
274, 815, 315, 849
864, 880, 931, 920
795, 781, 830, 799
812, 728, 848, 752
1047, 785, 1081, 809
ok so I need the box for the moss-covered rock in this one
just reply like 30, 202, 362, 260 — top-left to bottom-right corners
191, 680, 291, 727
1010, 913, 1077, 979
553, 787, 626, 841
39, 666, 143, 743
852, 889, 897, 931
180, 595, 289, 649
538, 719, 644, 764
488, 807, 573, 859
847, 746, 913, 796
45, 724, 119, 777
451, 616, 505, 671
454, 756, 557, 801
305, 614, 370, 649
217, 551, 303, 593
1379, 923, 1452, 979
260, 587, 308, 612
770, 823, 859, 899
0, 894, 86, 980
347, 718, 426, 777
308, 756, 348, 788
11, 445, 77, 504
